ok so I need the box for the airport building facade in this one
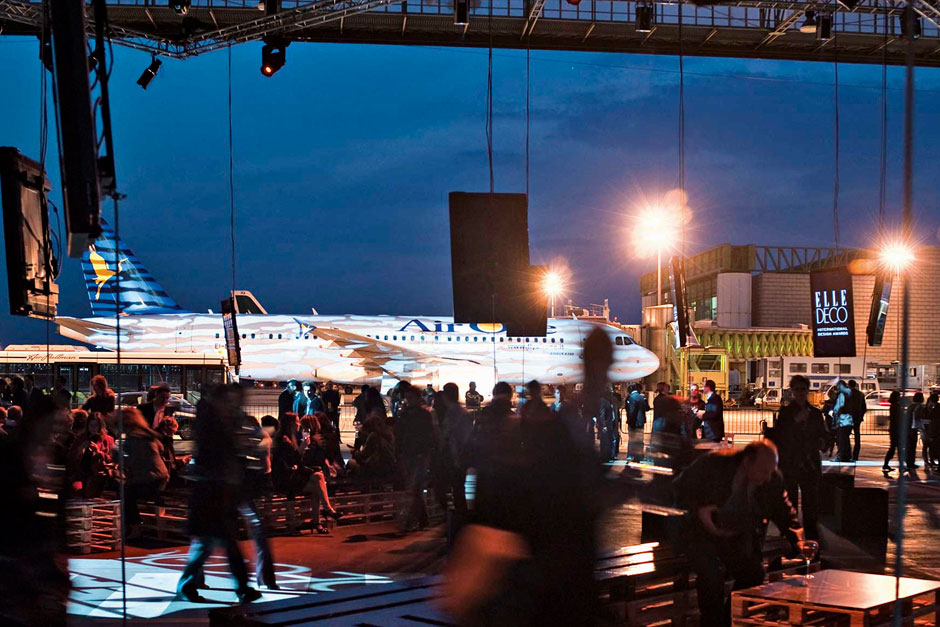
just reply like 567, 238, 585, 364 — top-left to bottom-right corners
638, 244, 940, 394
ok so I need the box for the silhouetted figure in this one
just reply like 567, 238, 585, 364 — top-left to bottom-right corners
122, 407, 170, 538
395, 384, 438, 531
81, 375, 116, 421
465, 381, 483, 410
847, 380, 867, 461
321, 382, 342, 432
829, 380, 855, 462
765, 375, 827, 540
625, 383, 649, 462
883, 390, 903, 473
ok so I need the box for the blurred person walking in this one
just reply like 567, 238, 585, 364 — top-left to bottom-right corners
177, 385, 261, 604
675, 440, 802, 627
829, 380, 855, 463
321, 382, 342, 432
140, 382, 172, 430
122, 407, 170, 539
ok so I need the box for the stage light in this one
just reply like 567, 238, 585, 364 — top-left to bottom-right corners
260, 42, 287, 77
171, 0, 190, 15
258, 0, 266, 9
878, 241, 915, 275
800, 10, 818, 33
817, 14, 832, 39
454, 0, 469, 26
899, 7, 922, 39
635, 5, 654, 32
136, 57, 161, 90
566, 0, 583, 5
838, 0, 859, 9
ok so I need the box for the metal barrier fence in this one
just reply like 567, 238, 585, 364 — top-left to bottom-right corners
241, 404, 891, 437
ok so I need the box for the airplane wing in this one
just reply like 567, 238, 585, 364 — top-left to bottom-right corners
311, 325, 482, 368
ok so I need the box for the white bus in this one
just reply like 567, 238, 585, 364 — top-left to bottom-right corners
750, 356, 879, 406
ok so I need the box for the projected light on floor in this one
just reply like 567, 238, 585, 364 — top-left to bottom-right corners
68, 550, 392, 619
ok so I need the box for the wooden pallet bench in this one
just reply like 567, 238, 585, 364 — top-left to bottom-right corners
65, 499, 122, 554
731, 570, 940, 627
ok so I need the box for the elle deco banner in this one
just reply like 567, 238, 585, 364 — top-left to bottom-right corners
810, 267, 856, 358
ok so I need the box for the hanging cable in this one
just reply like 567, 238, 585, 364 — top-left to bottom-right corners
525, 44, 530, 199
878, 15, 888, 230
832, 58, 840, 247
678, 2, 685, 197
228, 47, 237, 292
485, 0, 494, 194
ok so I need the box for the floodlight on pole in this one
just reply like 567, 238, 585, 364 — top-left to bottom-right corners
543, 270, 564, 317
878, 240, 915, 276
631, 205, 679, 306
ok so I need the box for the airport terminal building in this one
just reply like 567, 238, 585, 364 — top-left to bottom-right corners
639, 244, 940, 394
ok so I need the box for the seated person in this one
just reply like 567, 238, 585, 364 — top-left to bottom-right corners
156, 417, 192, 488
347, 406, 396, 478
68, 413, 116, 498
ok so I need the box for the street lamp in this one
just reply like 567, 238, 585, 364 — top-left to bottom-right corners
631, 206, 679, 306
543, 270, 564, 317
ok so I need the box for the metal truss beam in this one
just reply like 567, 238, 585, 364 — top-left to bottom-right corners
4, 0, 940, 65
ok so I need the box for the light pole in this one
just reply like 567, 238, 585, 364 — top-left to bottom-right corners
632, 205, 678, 306
878, 240, 915, 365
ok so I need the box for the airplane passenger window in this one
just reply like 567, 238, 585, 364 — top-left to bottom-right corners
491, 337, 495, 342
615, 337, 623, 345
560, 338, 564, 343
525, 338, 530, 343
393, 335, 397, 340
551, 338, 555, 343
411, 336, 415, 341
435, 336, 439, 341
457, 337, 461, 342
241, 334, 246, 339
278, 334, 282, 339
269, 334, 273, 339
499, 338, 504, 342
447, 337, 452, 341
421, 336, 425, 341
215, 333, 220, 338
465, 336, 470, 341
384, 335, 388, 340
473, 337, 478, 342
251, 334, 255, 339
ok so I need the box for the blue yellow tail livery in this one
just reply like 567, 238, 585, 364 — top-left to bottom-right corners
80, 221, 185, 316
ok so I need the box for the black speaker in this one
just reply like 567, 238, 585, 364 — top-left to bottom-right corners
668, 256, 691, 348
835, 487, 888, 538
49, 0, 101, 257
449, 192, 546, 337
866, 273, 892, 347
0, 147, 59, 320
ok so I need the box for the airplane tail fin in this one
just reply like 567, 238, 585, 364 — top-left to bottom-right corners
80, 220, 185, 316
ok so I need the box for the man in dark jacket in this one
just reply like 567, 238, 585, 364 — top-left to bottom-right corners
278, 379, 299, 423
293, 381, 323, 417
696, 379, 725, 442
675, 440, 801, 627
765, 375, 828, 540
395, 384, 438, 530
321, 382, 342, 431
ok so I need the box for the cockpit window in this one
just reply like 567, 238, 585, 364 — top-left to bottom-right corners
615, 337, 624, 345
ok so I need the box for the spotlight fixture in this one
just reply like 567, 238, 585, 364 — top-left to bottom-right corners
566, 0, 583, 5
799, 10, 818, 33
136, 57, 162, 89
817, 13, 833, 39
171, 0, 190, 15
837, 0, 859, 9
260, 41, 288, 77
454, 0, 469, 26
899, 6, 922, 40
635, 5, 654, 32
257, 0, 265, 9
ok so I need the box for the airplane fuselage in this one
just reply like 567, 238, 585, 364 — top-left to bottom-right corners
58, 314, 659, 390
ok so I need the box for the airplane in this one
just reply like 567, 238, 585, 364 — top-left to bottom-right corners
56, 225, 660, 395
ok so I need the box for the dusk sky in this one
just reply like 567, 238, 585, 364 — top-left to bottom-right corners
1, 37, 939, 344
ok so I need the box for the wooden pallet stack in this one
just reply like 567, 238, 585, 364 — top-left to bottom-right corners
65, 499, 122, 554
138, 496, 189, 542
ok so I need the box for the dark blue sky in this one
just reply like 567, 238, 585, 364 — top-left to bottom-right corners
1, 37, 939, 343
